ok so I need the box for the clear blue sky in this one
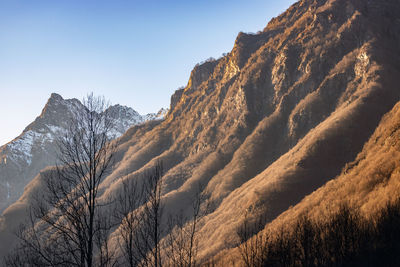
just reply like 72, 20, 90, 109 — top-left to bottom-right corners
0, 0, 296, 146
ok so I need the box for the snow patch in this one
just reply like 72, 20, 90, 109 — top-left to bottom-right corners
4, 97, 167, 167
7, 130, 55, 166
47, 125, 64, 134
143, 108, 169, 121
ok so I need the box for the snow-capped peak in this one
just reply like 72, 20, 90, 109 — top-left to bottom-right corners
0, 93, 166, 213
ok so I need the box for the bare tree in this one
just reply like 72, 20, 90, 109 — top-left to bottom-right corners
6, 93, 117, 267
115, 165, 208, 267
114, 177, 143, 267
164, 184, 206, 267
236, 213, 270, 267
142, 163, 164, 267
115, 162, 164, 267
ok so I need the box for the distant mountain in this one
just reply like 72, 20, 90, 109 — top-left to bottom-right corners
106, 104, 167, 138
143, 107, 169, 122
0, 93, 165, 213
1, 0, 400, 264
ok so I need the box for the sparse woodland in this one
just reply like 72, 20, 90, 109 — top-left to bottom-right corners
208, 198, 400, 267
3, 95, 205, 267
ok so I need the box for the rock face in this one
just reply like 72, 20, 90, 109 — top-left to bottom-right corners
0, 93, 164, 213
142, 107, 169, 122
1, 0, 400, 264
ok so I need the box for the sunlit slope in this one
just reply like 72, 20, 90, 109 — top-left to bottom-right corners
214, 91, 400, 265
269, 97, 400, 230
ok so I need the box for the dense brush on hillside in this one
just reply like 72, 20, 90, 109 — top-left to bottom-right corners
230, 198, 400, 267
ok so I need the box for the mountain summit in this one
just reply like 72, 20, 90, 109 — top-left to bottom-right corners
0, 93, 165, 213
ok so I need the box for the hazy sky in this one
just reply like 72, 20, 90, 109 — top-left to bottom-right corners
0, 0, 296, 146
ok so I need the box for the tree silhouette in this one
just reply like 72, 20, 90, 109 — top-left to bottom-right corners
5, 93, 116, 267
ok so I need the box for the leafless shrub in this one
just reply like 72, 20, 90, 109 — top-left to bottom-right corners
5, 93, 117, 266
235, 198, 400, 267
164, 184, 207, 267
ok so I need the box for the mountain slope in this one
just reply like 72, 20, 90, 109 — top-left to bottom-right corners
269, 99, 400, 231
1, 0, 400, 264
215, 86, 400, 264
108, 0, 400, 260
0, 93, 165, 213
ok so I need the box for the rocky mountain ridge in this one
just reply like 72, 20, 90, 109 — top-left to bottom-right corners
0, 93, 166, 213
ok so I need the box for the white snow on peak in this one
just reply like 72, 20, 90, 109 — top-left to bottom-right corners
6, 129, 55, 166
7, 131, 37, 166
106, 105, 168, 139
143, 108, 169, 122
47, 125, 64, 135
4, 93, 168, 167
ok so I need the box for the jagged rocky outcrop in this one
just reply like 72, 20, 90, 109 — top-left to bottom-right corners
0, 93, 165, 213
1, 0, 400, 264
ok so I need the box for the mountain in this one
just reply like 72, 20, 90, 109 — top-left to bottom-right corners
0, 93, 165, 213
106, 104, 167, 138
1, 0, 400, 264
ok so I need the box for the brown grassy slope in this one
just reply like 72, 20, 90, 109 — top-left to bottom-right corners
268, 91, 400, 233
211, 84, 400, 265
193, 0, 400, 261
208, 0, 400, 262
0, 167, 52, 259
213, 86, 400, 265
